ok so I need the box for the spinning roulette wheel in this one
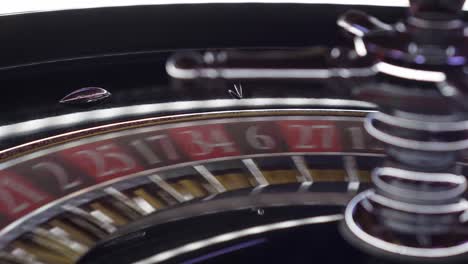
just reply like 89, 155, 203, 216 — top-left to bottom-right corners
0, 1, 467, 263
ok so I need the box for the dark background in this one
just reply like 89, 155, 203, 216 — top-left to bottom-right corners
0, 4, 407, 68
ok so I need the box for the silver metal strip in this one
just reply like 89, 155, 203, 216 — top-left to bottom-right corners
344, 156, 360, 192
299, 181, 313, 192
148, 174, 187, 203
292, 156, 313, 182
193, 165, 226, 193
104, 187, 148, 216
62, 205, 116, 234
242, 159, 269, 186
375, 62, 446, 82
251, 184, 268, 195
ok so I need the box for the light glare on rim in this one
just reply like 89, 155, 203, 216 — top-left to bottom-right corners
0, 98, 375, 141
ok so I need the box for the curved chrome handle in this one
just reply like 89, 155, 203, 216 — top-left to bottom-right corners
166, 48, 376, 81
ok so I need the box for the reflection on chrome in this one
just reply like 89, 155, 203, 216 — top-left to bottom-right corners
0, 99, 375, 141
165, 53, 376, 80
374, 62, 447, 82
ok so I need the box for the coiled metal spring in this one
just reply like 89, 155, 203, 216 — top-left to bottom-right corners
344, 110, 468, 257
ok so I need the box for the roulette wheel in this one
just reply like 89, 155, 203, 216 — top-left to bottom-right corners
0, 1, 467, 263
